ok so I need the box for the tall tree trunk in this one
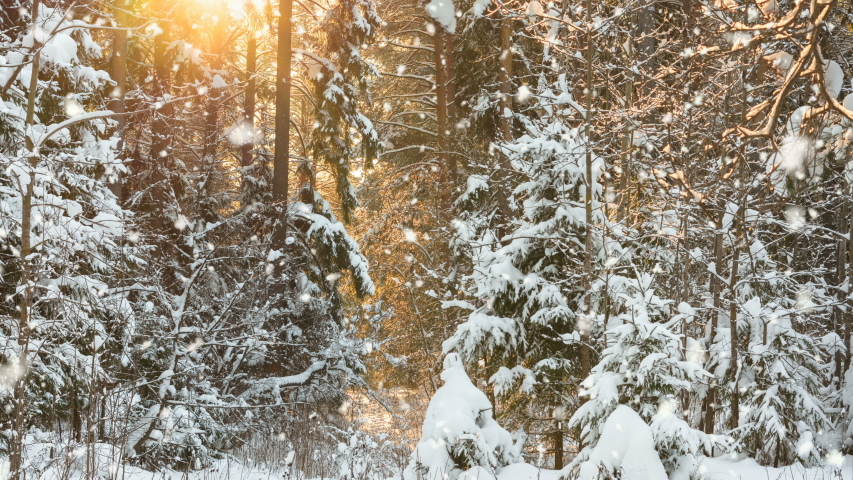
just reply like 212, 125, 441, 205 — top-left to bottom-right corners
146, 0, 182, 295
493, 12, 513, 241
242, 33, 257, 172
272, 0, 292, 255
704, 229, 723, 434
199, 11, 228, 224
836, 197, 848, 379
728, 206, 743, 429
12, 6, 42, 477
108, 0, 128, 200
847, 192, 853, 372
636, 0, 656, 97
445, 32, 456, 120
680, 212, 690, 412
444, 31, 457, 185
617, 37, 633, 224
580, 0, 595, 377
498, 18, 512, 142
553, 419, 563, 469
149, 0, 173, 237
433, 24, 450, 180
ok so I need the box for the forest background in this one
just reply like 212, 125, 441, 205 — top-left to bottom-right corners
2, 0, 853, 477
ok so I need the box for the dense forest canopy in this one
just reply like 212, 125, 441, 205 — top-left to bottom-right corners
2, 0, 853, 478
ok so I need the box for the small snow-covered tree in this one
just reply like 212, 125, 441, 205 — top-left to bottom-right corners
569, 276, 713, 474
403, 353, 520, 480
728, 298, 831, 467
446, 85, 604, 393
571, 405, 668, 480
0, 1, 135, 475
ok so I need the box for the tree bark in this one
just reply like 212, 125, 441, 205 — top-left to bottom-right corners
445, 32, 456, 120
617, 35, 633, 224
728, 206, 743, 429
553, 420, 563, 469
433, 24, 450, 179
846, 192, 853, 372
580, 0, 595, 377
636, 0, 656, 97
242, 33, 257, 171
704, 229, 723, 434
108, 0, 128, 201
272, 0, 293, 255
11, 4, 42, 478
491, 10, 514, 244
835, 197, 848, 379
498, 18, 512, 143
148, 0, 173, 238
199, 11, 228, 224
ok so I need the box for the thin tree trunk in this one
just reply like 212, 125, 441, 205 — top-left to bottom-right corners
444, 31, 457, 185
728, 206, 743, 429
10, 3, 41, 477
617, 35, 633, 224
704, 229, 723, 434
493, 13, 513, 239
498, 18, 512, 142
148, 0, 173, 240
846, 192, 853, 372
272, 0, 293, 255
580, 0, 595, 377
445, 32, 456, 120
680, 213, 690, 411
241, 33, 257, 171
108, 0, 128, 201
199, 13, 228, 224
553, 420, 563, 469
433, 24, 449, 179
636, 0, 656, 97
836, 197, 848, 379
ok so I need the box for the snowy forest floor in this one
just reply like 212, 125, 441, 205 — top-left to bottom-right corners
13, 443, 853, 480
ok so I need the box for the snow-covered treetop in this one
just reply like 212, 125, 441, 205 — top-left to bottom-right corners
425, 0, 456, 34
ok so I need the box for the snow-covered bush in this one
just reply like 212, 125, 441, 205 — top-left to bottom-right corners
403, 353, 521, 480
572, 405, 668, 480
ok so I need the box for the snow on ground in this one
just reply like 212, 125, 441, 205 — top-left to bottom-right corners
698, 454, 853, 480
11, 439, 292, 480
11, 425, 853, 480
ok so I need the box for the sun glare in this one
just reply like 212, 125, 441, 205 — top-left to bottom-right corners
192, 0, 268, 20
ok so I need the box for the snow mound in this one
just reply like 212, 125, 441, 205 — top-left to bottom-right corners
577, 406, 667, 480
698, 454, 850, 480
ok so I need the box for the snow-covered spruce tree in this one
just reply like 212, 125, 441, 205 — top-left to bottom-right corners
0, 1, 134, 474
403, 353, 520, 480
295, 0, 380, 222
119, 194, 376, 469
568, 275, 714, 475
445, 77, 608, 445
727, 298, 831, 467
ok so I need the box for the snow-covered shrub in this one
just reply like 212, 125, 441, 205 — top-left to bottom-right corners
403, 353, 521, 480
571, 405, 668, 480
